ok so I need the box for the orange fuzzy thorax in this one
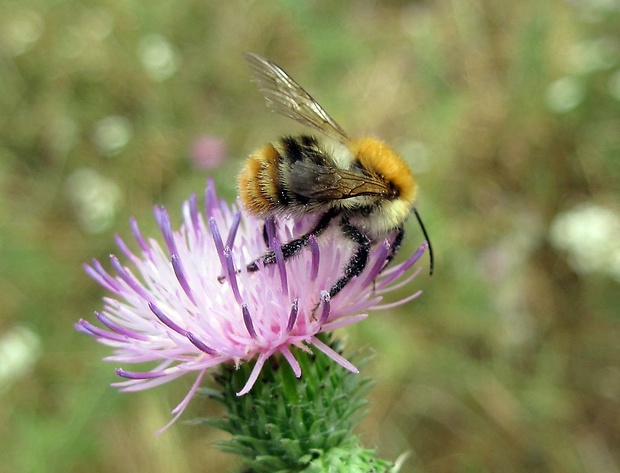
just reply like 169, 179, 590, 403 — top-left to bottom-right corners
350, 137, 417, 206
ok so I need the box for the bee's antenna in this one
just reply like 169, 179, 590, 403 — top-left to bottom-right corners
413, 207, 434, 275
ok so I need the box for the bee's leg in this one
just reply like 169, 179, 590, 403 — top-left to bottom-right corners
384, 226, 405, 268
328, 219, 371, 298
261, 217, 276, 248
262, 223, 269, 248
246, 209, 338, 272
217, 218, 276, 283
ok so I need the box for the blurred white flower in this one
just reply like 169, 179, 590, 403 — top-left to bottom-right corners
65, 168, 123, 234
4, 10, 44, 57
549, 203, 620, 280
0, 326, 41, 393
546, 77, 585, 113
138, 34, 179, 81
568, 38, 618, 74
92, 115, 133, 156
80, 7, 114, 42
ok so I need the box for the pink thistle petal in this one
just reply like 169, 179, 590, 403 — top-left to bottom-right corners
225, 212, 242, 249
187, 193, 200, 234
311, 336, 359, 374
154, 206, 179, 257
116, 368, 168, 379
308, 235, 320, 281
84, 260, 121, 293
242, 304, 257, 339
377, 242, 428, 288
280, 346, 302, 378
286, 299, 299, 333
236, 350, 274, 396
75, 319, 129, 343
93, 312, 150, 340
371, 290, 423, 310
321, 314, 368, 332
156, 369, 207, 434
186, 332, 218, 355
109, 255, 152, 301
114, 234, 140, 264
361, 240, 390, 287
376, 267, 422, 294
317, 290, 331, 323
149, 302, 185, 335
204, 179, 218, 216
171, 253, 196, 305
129, 216, 149, 253
208, 217, 226, 269
272, 237, 288, 296
224, 247, 243, 304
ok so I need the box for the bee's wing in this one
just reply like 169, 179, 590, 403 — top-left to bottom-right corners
244, 52, 349, 143
289, 160, 392, 201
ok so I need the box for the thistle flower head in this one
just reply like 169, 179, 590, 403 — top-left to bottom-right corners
76, 180, 426, 428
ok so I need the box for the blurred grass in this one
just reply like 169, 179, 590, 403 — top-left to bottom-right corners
1, 0, 619, 472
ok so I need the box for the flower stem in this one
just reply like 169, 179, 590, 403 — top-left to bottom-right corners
197, 334, 398, 472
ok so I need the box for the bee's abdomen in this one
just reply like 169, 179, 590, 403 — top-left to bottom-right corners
238, 144, 288, 215
279, 135, 325, 165
239, 136, 335, 217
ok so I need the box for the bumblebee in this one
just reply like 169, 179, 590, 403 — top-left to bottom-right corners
238, 52, 433, 298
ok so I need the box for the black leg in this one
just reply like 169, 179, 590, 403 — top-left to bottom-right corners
384, 226, 405, 268
247, 209, 339, 272
328, 219, 371, 298
262, 221, 270, 248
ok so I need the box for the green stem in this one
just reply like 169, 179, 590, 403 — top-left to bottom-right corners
195, 335, 399, 472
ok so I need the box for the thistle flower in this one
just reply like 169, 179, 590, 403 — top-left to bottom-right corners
76, 180, 426, 429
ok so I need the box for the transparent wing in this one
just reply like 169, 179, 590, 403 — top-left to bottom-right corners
244, 52, 349, 143
289, 160, 393, 201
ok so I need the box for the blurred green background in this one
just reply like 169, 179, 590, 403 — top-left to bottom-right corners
2, 0, 619, 472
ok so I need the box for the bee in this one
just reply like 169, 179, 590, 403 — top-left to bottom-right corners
238, 52, 433, 298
